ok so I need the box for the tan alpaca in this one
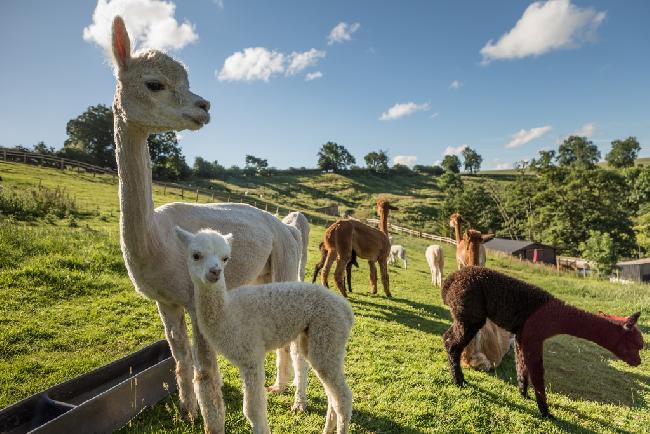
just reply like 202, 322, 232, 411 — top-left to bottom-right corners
321, 199, 397, 297
458, 229, 512, 371
109, 17, 309, 433
449, 213, 487, 269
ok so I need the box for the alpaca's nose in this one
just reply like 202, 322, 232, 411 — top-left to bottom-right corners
206, 267, 221, 282
195, 98, 210, 113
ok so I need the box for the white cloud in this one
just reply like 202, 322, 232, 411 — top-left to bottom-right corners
305, 71, 323, 81
505, 126, 552, 148
328, 22, 361, 45
495, 162, 513, 170
449, 80, 462, 89
443, 144, 468, 156
393, 155, 418, 168
379, 102, 430, 121
480, 0, 606, 64
213, 0, 224, 9
571, 122, 596, 137
217, 47, 285, 82
430, 112, 439, 119
286, 49, 326, 75
83, 0, 198, 52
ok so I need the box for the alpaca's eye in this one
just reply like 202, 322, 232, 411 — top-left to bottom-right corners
145, 81, 165, 92
223, 257, 229, 263
192, 253, 201, 261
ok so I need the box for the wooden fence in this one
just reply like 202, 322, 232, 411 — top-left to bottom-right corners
365, 218, 456, 245
1, 147, 117, 175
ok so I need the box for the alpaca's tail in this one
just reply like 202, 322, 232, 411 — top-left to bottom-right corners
282, 211, 310, 281
440, 271, 456, 306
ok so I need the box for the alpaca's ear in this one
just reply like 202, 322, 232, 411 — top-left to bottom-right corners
174, 226, 194, 247
624, 312, 641, 331
112, 16, 131, 71
222, 233, 234, 246
482, 234, 495, 243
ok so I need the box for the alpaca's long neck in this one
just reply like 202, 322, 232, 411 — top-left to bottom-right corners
379, 210, 389, 235
453, 221, 462, 244
194, 280, 228, 331
114, 107, 157, 259
467, 242, 481, 266
527, 300, 623, 353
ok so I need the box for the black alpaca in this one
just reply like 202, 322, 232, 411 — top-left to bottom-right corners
442, 266, 643, 418
312, 242, 359, 292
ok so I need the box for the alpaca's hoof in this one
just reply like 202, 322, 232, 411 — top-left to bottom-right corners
541, 412, 556, 420
266, 384, 286, 394
291, 401, 307, 413
179, 399, 198, 422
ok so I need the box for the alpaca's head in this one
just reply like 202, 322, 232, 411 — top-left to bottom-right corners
175, 227, 232, 286
598, 311, 644, 366
377, 198, 398, 213
111, 16, 210, 133
449, 213, 466, 229
463, 229, 494, 266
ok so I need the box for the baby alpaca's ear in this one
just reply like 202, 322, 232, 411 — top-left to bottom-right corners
624, 312, 641, 331
175, 226, 194, 247
222, 233, 234, 246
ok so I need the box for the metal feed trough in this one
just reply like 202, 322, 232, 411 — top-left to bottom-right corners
0, 340, 176, 434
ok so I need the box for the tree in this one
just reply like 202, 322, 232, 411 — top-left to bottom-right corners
606, 137, 641, 168
462, 147, 482, 174
147, 132, 190, 180
32, 141, 55, 155
579, 230, 617, 276
556, 136, 601, 169
530, 150, 556, 173
317, 142, 356, 172
244, 155, 269, 175
364, 150, 389, 174
193, 157, 225, 179
64, 104, 115, 168
441, 155, 461, 173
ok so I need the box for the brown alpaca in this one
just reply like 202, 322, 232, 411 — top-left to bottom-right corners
321, 199, 397, 297
449, 213, 487, 269
458, 229, 512, 372
312, 242, 359, 292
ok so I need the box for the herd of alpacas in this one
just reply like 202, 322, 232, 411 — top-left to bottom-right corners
107, 16, 644, 433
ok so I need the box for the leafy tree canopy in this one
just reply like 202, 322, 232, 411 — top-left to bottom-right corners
606, 137, 641, 168
317, 141, 356, 172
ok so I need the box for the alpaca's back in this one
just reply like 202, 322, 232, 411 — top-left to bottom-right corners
442, 267, 552, 333
426, 245, 443, 269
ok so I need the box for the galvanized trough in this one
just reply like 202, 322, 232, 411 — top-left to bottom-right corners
0, 340, 175, 434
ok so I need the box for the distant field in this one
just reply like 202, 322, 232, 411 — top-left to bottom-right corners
1, 161, 649, 433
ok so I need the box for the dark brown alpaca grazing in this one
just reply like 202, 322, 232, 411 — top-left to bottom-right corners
442, 267, 643, 418
312, 242, 359, 292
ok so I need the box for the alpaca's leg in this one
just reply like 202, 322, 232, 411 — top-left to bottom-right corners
291, 335, 309, 412
378, 259, 392, 297
312, 261, 324, 284
443, 320, 481, 386
523, 342, 552, 418
157, 302, 197, 420
242, 363, 271, 434
403, 257, 407, 270
345, 261, 353, 293
321, 251, 336, 289
188, 311, 225, 434
323, 394, 336, 434
267, 345, 292, 394
333, 255, 350, 297
367, 260, 378, 294
313, 367, 352, 434
514, 338, 529, 398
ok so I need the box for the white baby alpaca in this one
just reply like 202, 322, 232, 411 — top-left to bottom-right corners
176, 227, 354, 434
425, 245, 444, 287
389, 245, 407, 269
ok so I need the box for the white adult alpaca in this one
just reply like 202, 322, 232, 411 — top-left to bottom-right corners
389, 245, 408, 269
425, 245, 444, 287
109, 17, 306, 432
176, 227, 353, 434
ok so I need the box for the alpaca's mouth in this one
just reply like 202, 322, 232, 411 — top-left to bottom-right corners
184, 113, 209, 127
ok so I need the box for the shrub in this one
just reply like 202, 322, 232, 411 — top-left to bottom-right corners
0, 185, 78, 220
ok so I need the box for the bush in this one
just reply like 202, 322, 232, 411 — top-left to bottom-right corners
0, 185, 78, 220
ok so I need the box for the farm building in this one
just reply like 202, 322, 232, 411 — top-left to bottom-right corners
616, 258, 650, 283
483, 238, 557, 265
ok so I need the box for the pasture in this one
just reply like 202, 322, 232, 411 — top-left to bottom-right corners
0, 161, 649, 433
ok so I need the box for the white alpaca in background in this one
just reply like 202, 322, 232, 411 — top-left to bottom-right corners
176, 227, 353, 434
425, 245, 444, 287
389, 245, 408, 269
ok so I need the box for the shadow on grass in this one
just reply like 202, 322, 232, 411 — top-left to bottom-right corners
350, 295, 450, 336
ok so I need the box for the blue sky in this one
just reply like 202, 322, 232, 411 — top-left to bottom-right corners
1, 0, 648, 169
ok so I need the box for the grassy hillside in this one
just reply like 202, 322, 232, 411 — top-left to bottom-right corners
1, 162, 649, 433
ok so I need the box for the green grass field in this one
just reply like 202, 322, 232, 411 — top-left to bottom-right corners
1, 161, 649, 433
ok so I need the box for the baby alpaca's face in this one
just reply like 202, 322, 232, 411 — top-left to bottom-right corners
176, 228, 233, 285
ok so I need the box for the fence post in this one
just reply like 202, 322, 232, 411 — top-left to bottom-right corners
181, 188, 184, 199
163, 185, 166, 195
24, 152, 27, 163
211, 193, 214, 202
195, 188, 199, 202
60, 158, 64, 170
